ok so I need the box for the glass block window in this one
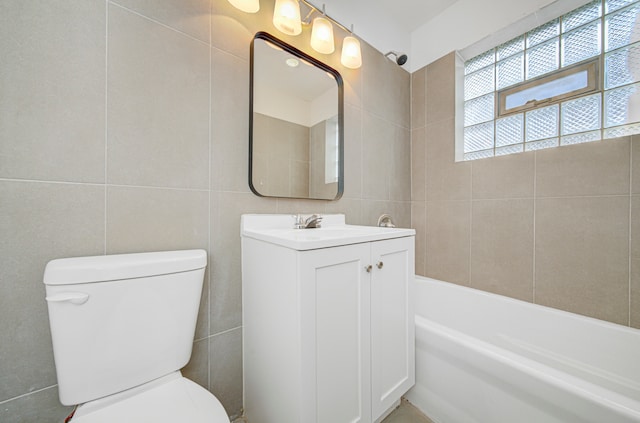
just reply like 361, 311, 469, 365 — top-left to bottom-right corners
462, 0, 640, 161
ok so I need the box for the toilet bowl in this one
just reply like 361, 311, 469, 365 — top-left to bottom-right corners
43, 250, 230, 423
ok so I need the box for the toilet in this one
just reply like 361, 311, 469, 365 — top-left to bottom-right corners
43, 249, 230, 423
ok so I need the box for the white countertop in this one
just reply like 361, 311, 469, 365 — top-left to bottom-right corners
241, 214, 415, 251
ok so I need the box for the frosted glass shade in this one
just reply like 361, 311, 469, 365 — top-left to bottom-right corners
228, 0, 259, 13
341, 36, 362, 69
273, 0, 302, 35
311, 17, 335, 54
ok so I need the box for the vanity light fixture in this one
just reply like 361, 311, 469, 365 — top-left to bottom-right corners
227, 0, 260, 13
271, 0, 362, 69
341, 35, 362, 69
310, 16, 334, 54
273, 0, 302, 35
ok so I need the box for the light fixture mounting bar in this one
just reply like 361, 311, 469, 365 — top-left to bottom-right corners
299, 0, 353, 35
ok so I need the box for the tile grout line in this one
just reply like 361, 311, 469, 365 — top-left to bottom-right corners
629, 139, 633, 326
104, 0, 109, 255
108, 1, 209, 47
532, 152, 537, 304
208, 0, 213, 392
0, 384, 58, 405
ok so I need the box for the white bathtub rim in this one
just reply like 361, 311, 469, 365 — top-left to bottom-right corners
414, 275, 639, 336
416, 315, 640, 421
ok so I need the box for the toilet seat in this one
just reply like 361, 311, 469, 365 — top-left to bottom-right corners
71, 372, 230, 423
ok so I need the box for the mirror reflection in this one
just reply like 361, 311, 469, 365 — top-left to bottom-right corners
250, 32, 344, 200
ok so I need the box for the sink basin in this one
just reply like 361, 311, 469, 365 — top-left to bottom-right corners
241, 214, 415, 251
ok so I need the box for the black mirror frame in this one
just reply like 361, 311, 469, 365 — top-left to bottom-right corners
249, 31, 344, 201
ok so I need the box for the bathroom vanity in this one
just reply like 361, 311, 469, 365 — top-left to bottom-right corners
241, 214, 415, 423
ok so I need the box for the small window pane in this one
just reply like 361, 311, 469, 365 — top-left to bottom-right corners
496, 143, 524, 156
464, 122, 494, 152
605, 42, 640, 88
496, 114, 524, 146
525, 138, 559, 151
561, 130, 602, 145
526, 104, 559, 141
561, 20, 602, 67
465, 66, 495, 100
603, 122, 640, 137
527, 19, 560, 47
464, 149, 494, 161
605, 0, 636, 14
504, 66, 591, 112
562, 1, 602, 33
497, 53, 524, 89
497, 36, 525, 60
526, 38, 560, 79
605, 3, 640, 52
465, 93, 495, 126
561, 93, 602, 135
465, 50, 495, 74
604, 82, 640, 127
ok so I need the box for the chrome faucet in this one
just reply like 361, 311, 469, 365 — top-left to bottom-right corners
293, 214, 323, 229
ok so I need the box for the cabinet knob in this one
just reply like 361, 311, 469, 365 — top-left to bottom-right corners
376, 261, 384, 269
365, 265, 372, 273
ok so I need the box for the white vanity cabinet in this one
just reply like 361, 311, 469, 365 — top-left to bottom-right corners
241, 214, 415, 423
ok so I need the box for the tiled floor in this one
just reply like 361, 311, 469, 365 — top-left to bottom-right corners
381, 399, 435, 423
232, 398, 435, 423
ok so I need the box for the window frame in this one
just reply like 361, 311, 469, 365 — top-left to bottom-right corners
497, 59, 600, 116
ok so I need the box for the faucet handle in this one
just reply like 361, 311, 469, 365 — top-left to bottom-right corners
292, 214, 304, 229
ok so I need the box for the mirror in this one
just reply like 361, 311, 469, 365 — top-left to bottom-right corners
250, 32, 344, 200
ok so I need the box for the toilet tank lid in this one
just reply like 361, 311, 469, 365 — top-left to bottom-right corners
43, 250, 207, 286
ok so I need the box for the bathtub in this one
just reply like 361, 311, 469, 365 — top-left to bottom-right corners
405, 276, 640, 423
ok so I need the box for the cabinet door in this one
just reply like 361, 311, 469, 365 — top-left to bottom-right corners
300, 243, 372, 423
370, 237, 415, 420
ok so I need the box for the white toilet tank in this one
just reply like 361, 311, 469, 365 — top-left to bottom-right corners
43, 250, 207, 406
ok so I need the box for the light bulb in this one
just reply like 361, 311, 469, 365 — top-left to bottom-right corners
310, 17, 334, 54
273, 0, 302, 36
341, 36, 362, 69
227, 0, 259, 13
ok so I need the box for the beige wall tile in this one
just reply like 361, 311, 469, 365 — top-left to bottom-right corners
212, 48, 250, 193
425, 201, 471, 285
411, 202, 427, 276
0, 181, 104, 402
210, 328, 243, 419
0, 0, 105, 183
425, 118, 471, 201
211, 0, 262, 60
411, 127, 427, 202
426, 52, 455, 125
106, 186, 209, 254
325, 198, 363, 225
535, 196, 630, 324
275, 199, 328, 215
472, 151, 535, 199
536, 138, 631, 197
362, 42, 410, 129
362, 112, 393, 200
470, 199, 534, 301
107, 5, 210, 189
183, 339, 210, 390
631, 195, 640, 328
391, 126, 411, 201
211, 192, 277, 335
0, 386, 72, 423
113, 0, 211, 43
633, 136, 640, 195
411, 67, 427, 130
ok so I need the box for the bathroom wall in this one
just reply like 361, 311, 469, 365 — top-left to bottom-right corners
0, 1, 410, 422
411, 52, 640, 329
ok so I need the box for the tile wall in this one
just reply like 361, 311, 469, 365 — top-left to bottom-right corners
411, 52, 640, 328
0, 1, 410, 421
